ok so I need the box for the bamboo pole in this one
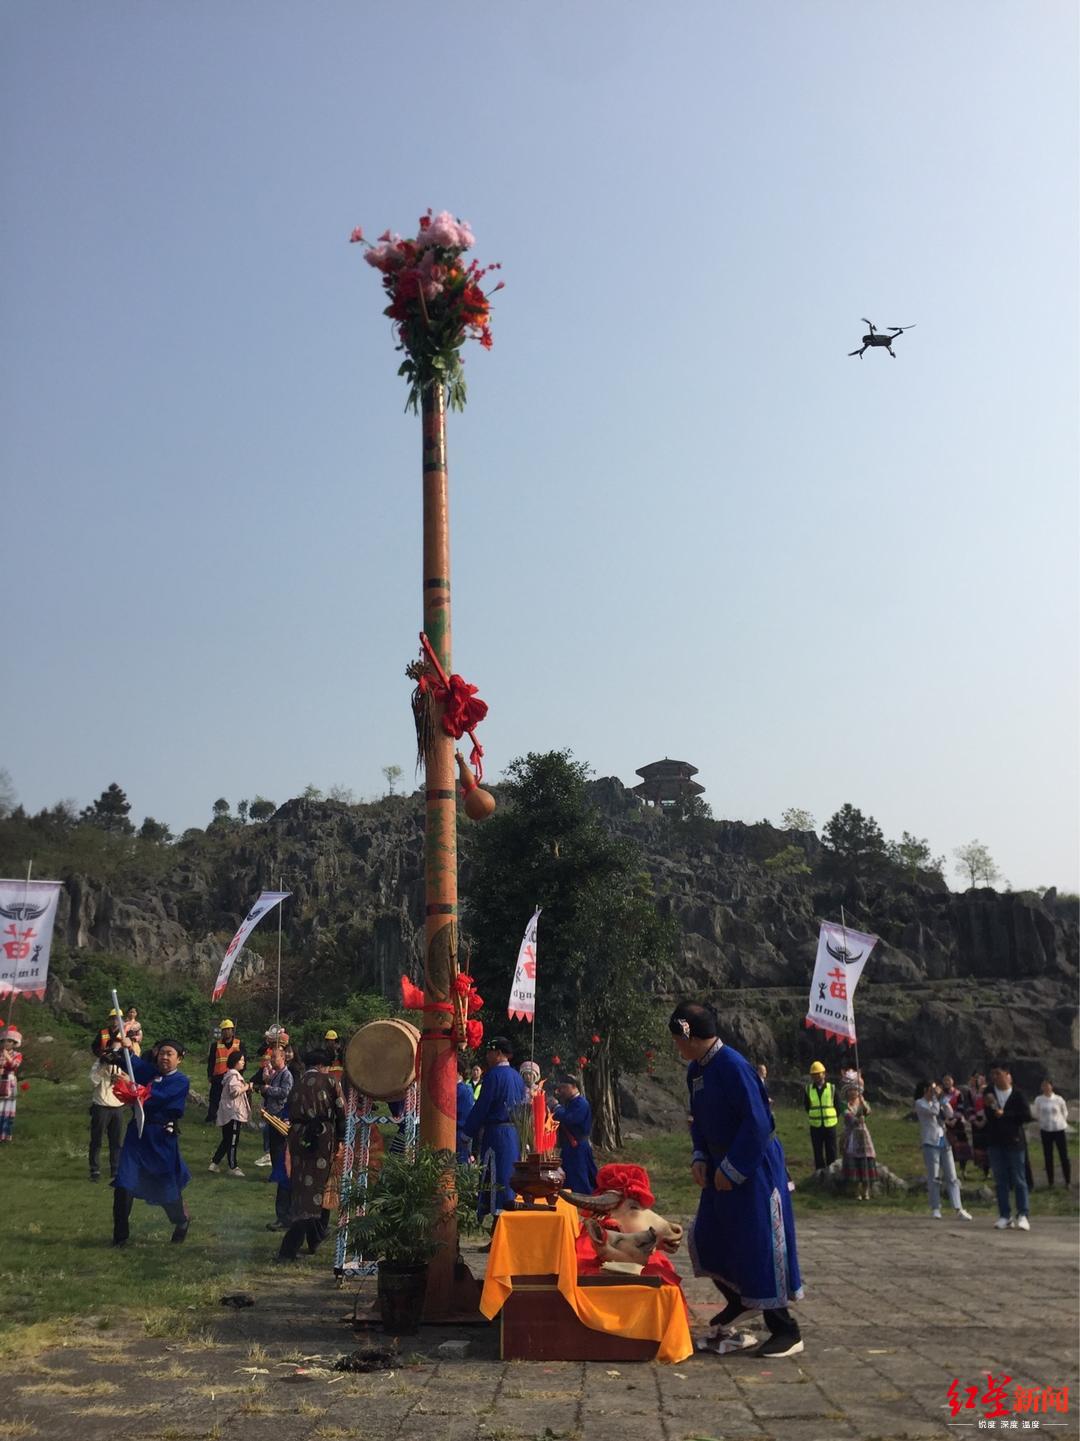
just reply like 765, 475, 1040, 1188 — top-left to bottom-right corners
419, 381, 459, 1318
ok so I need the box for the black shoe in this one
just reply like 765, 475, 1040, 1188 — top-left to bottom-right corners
89, 1173, 100, 1183
112, 1235, 128, 1248
710, 1305, 753, 1329
170, 1223, 189, 1244
274, 1252, 298, 1264
265, 1221, 287, 1231
754, 1332, 804, 1359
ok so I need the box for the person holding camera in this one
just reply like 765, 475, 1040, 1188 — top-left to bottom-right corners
978, 1063, 1033, 1230
914, 1079, 972, 1222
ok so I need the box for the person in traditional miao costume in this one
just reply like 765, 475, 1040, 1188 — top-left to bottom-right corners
551, 1074, 598, 1194
456, 1056, 475, 1164
276, 1048, 345, 1261
0, 1027, 24, 1142
841, 1083, 877, 1200
108, 1036, 192, 1245
463, 1036, 527, 1221
670, 1001, 804, 1359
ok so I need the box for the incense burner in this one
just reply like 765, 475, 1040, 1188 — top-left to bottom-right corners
512, 1154, 566, 1209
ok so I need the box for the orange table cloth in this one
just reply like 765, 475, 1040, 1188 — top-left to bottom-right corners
479, 1197, 693, 1364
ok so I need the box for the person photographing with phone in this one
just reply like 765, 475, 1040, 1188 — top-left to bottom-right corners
979, 1063, 1034, 1230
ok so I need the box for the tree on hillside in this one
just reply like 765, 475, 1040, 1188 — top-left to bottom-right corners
301, 784, 324, 801
0, 769, 15, 819
80, 783, 135, 835
888, 831, 945, 883
249, 796, 276, 822
139, 816, 173, 844
211, 798, 230, 821
328, 784, 356, 803
954, 840, 1000, 889
820, 803, 886, 875
382, 764, 403, 797
467, 750, 676, 1149
236, 799, 249, 823
780, 806, 815, 832
765, 844, 811, 877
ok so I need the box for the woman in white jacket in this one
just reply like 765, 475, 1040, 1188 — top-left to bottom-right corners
1033, 1080, 1071, 1187
209, 1051, 252, 1177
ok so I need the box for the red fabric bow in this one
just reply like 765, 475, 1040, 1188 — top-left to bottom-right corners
401, 976, 425, 1010
452, 972, 475, 997
464, 1019, 484, 1049
595, 1163, 655, 1209
112, 1077, 151, 1107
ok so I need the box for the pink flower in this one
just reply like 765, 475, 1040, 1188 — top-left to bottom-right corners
349, 226, 365, 244
378, 229, 392, 242
418, 211, 472, 251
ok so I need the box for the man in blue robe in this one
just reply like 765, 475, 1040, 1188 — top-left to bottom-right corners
670, 1001, 804, 1358
463, 1036, 527, 1219
456, 1058, 475, 1164
551, 1075, 598, 1194
108, 1036, 192, 1246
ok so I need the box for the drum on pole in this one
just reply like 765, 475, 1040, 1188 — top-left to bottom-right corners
344, 1019, 421, 1101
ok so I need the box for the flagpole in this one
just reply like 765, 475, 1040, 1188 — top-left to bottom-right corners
840, 905, 861, 1081
275, 876, 284, 1029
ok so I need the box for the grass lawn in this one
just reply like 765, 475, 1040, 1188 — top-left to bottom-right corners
0, 1078, 284, 1354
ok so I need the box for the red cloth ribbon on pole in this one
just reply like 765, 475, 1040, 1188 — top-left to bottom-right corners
112, 1077, 152, 1108
418, 632, 487, 780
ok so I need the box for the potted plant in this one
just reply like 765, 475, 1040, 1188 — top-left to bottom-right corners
350, 1146, 481, 1334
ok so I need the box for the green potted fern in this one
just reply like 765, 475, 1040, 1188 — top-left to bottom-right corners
350, 1146, 481, 1333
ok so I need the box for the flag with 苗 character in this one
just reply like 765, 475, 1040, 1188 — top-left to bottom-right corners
0, 879, 63, 1001
804, 920, 878, 1044
507, 908, 541, 1022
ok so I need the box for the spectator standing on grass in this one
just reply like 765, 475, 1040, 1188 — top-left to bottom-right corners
963, 1071, 991, 1179
979, 1064, 1033, 1230
89, 1050, 125, 1181
260, 1047, 293, 1177
205, 1020, 244, 1124
805, 1061, 839, 1171
914, 1080, 973, 1223
92, 1009, 125, 1058
123, 1007, 143, 1056
942, 1073, 973, 1178
841, 1084, 877, 1201
0, 1027, 23, 1143
209, 1050, 251, 1177
1033, 1079, 1071, 1188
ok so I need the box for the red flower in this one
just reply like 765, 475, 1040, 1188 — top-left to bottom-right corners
578, 1056, 588, 1067
452, 972, 475, 996
590, 1034, 601, 1044
644, 1049, 654, 1059
465, 1019, 484, 1049
467, 990, 484, 1015
19, 1081, 30, 1091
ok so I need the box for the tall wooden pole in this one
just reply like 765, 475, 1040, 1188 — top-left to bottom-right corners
419, 381, 459, 1317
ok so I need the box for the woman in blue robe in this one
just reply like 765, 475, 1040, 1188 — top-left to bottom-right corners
551, 1077, 598, 1193
463, 1037, 527, 1218
456, 1060, 475, 1165
670, 1001, 804, 1359
109, 1037, 192, 1246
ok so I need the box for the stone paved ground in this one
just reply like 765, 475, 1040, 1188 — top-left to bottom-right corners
1, 1215, 1076, 1441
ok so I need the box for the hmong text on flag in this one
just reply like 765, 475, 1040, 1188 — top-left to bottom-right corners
0, 879, 62, 1002
507, 907, 541, 1023
212, 891, 291, 1001
804, 919, 878, 1044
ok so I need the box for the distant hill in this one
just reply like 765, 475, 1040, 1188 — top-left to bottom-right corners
2, 781, 1075, 1100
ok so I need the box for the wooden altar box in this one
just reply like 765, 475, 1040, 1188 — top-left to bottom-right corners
500, 1273, 662, 1362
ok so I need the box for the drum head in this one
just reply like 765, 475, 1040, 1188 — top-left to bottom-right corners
344, 1019, 420, 1100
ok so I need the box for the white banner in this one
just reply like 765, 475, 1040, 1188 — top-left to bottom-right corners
507, 907, 541, 1023
212, 891, 291, 1002
804, 919, 878, 1044
0, 879, 63, 1001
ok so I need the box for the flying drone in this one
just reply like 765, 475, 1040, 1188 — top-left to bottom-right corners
848, 319, 916, 359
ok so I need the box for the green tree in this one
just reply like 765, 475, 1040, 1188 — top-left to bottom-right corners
211, 798, 230, 821
780, 807, 815, 832
820, 803, 886, 875
236, 799, 250, 823
954, 839, 1000, 889
301, 784, 324, 801
764, 844, 810, 877
328, 784, 356, 803
382, 764, 404, 797
80, 783, 135, 835
468, 751, 676, 1149
888, 831, 945, 882
138, 816, 173, 844
249, 796, 276, 822
0, 769, 15, 819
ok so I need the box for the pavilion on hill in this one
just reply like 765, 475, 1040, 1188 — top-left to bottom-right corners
630, 758, 705, 807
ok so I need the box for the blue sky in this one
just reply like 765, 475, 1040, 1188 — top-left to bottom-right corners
3, 1, 1076, 890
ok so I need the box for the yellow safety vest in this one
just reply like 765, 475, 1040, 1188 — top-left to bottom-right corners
807, 1082, 838, 1128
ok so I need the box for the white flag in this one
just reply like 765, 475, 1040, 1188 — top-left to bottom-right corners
507, 908, 541, 1023
212, 891, 291, 1002
0, 879, 62, 1002
805, 920, 878, 1044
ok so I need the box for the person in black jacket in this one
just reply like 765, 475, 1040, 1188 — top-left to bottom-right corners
979, 1063, 1033, 1231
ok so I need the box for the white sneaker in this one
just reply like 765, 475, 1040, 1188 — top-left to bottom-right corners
698, 1330, 757, 1355
1015, 1215, 1030, 1231
254, 1153, 272, 1167
955, 1209, 973, 1221
228, 1167, 245, 1178
208, 1162, 220, 1173
931, 1209, 942, 1219
994, 1216, 1012, 1229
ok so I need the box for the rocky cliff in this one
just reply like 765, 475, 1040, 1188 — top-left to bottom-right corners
34, 782, 1080, 1100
